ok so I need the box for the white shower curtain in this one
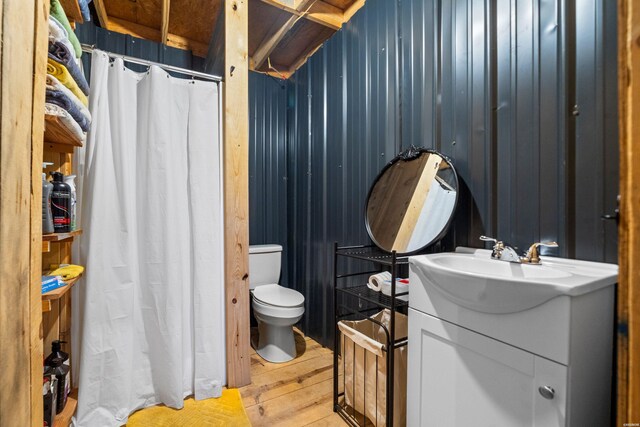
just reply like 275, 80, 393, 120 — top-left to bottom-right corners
73, 50, 225, 426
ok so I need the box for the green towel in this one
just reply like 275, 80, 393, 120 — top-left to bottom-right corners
50, 0, 82, 58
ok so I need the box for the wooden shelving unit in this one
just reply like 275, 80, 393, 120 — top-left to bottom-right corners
43, 229, 83, 243
44, 113, 84, 147
333, 244, 409, 427
42, 275, 83, 303
54, 389, 78, 427
43, 230, 83, 252
41, 3, 85, 425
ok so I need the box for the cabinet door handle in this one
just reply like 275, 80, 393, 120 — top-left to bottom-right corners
538, 386, 555, 400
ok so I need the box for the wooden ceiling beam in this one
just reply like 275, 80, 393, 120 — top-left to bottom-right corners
252, 0, 314, 69
59, 0, 84, 23
92, 0, 110, 28
343, 0, 365, 22
258, 0, 344, 31
107, 17, 209, 57
161, 0, 171, 45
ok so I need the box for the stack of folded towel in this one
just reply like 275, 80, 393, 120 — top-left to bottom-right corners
46, 0, 91, 142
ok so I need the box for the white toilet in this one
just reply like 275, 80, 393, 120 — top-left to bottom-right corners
249, 244, 305, 363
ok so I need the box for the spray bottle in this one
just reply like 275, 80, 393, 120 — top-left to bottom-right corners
42, 163, 54, 234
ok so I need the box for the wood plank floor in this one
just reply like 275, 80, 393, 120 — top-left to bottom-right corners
239, 328, 345, 426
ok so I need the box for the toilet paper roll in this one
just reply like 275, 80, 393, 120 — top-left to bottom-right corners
367, 272, 392, 292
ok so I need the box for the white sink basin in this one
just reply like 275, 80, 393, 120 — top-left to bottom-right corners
409, 247, 618, 314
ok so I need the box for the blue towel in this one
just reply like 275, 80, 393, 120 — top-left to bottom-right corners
46, 90, 90, 132
49, 41, 89, 96
79, 0, 91, 21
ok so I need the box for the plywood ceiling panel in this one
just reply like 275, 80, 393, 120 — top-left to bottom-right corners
248, 0, 293, 57
104, 0, 161, 29
267, 19, 334, 70
97, 0, 366, 77
169, 0, 221, 44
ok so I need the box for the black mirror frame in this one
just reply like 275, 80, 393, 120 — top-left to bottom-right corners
364, 146, 460, 256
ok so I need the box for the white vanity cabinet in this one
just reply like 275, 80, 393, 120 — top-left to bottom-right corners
408, 308, 568, 426
407, 249, 616, 427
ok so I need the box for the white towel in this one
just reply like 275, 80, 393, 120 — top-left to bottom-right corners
48, 18, 79, 67
44, 103, 86, 143
381, 279, 410, 299
49, 16, 68, 39
46, 74, 93, 123
367, 271, 391, 292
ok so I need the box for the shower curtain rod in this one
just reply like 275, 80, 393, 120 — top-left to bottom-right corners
81, 44, 223, 82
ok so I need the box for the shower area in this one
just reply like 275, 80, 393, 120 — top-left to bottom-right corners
71, 41, 226, 425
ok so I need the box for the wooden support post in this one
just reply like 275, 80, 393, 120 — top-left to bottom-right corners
0, 0, 47, 425
617, 0, 640, 423
224, 0, 251, 388
161, 0, 170, 45
31, 0, 49, 423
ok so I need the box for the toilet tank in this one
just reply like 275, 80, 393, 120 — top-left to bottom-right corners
248, 244, 282, 289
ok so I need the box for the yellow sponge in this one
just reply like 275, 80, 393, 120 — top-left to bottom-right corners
48, 264, 84, 281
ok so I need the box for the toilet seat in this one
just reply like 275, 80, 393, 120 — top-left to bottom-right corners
252, 298, 305, 320
252, 284, 304, 308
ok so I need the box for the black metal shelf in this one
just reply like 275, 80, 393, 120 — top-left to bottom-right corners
337, 285, 408, 310
333, 242, 407, 427
336, 244, 409, 266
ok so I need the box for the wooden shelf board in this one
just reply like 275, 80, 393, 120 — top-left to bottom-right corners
42, 275, 82, 301
54, 388, 78, 427
44, 113, 84, 147
44, 141, 76, 153
42, 300, 52, 313
43, 229, 82, 242
59, 0, 83, 24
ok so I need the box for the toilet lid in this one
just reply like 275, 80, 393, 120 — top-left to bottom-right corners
253, 284, 305, 307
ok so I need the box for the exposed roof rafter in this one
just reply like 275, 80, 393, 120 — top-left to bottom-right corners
93, 0, 110, 28
161, 0, 171, 44
252, 0, 315, 69
91, 0, 367, 78
258, 0, 344, 31
108, 17, 209, 57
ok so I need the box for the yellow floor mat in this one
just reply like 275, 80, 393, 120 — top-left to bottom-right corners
127, 389, 251, 427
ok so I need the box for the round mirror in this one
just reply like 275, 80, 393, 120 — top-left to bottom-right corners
365, 147, 459, 255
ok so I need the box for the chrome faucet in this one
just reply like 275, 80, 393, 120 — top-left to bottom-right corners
479, 236, 558, 265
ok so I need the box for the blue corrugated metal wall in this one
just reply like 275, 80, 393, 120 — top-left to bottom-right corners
287, 0, 619, 347
249, 73, 290, 286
